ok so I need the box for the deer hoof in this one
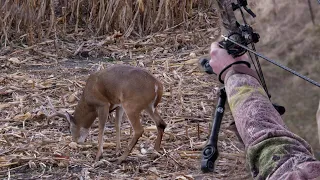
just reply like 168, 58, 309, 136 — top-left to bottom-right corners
95, 154, 102, 162
150, 152, 160, 160
116, 157, 126, 164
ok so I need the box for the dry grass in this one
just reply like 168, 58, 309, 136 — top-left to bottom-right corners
0, 0, 216, 46
0, 1, 250, 179
0, 21, 250, 180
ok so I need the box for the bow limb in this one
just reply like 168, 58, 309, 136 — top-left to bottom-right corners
215, 0, 239, 35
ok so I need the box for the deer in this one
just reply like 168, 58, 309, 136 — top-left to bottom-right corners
48, 64, 166, 164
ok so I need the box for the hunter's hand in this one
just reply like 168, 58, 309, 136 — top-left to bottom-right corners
209, 42, 249, 81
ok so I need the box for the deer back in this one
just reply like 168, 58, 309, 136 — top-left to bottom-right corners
85, 65, 163, 107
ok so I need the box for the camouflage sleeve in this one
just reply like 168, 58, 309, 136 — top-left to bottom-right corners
225, 73, 320, 179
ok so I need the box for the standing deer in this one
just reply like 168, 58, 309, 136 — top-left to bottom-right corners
49, 65, 166, 164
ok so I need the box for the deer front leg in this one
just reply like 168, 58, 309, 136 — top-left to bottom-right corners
117, 108, 143, 164
96, 105, 109, 161
115, 106, 124, 155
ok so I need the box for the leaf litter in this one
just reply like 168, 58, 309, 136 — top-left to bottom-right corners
0, 30, 250, 180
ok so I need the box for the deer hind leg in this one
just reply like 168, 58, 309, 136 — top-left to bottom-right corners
115, 106, 124, 155
95, 105, 109, 161
117, 105, 144, 164
145, 107, 166, 152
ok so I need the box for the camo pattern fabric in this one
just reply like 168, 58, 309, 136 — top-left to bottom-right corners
215, 0, 239, 33
225, 73, 320, 180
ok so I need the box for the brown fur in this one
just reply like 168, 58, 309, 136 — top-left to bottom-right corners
69, 65, 166, 163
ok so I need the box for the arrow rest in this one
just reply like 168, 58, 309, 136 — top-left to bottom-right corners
218, 32, 247, 58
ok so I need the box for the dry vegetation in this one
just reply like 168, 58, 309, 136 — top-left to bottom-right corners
0, 0, 215, 46
0, 34, 249, 179
251, 0, 320, 153
0, 0, 250, 179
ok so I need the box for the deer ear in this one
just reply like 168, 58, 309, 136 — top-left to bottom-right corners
65, 111, 76, 125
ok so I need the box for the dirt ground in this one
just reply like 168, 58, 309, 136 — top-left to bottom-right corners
0, 29, 250, 179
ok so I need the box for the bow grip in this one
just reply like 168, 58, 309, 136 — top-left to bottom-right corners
199, 58, 215, 75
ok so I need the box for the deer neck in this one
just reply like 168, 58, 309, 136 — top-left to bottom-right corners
74, 97, 97, 129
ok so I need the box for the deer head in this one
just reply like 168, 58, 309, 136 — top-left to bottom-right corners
48, 111, 89, 143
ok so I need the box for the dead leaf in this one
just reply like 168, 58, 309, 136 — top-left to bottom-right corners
112, 30, 123, 38
148, 167, 159, 176
57, 161, 68, 167
145, 125, 157, 132
140, 148, 147, 155
102, 142, 116, 148
68, 92, 78, 103
175, 175, 194, 180
0, 156, 7, 162
68, 142, 78, 149
184, 58, 198, 65
13, 112, 32, 121
8, 57, 20, 64
0, 103, 11, 110
189, 52, 196, 58
137, 0, 145, 13
28, 161, 37, 169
